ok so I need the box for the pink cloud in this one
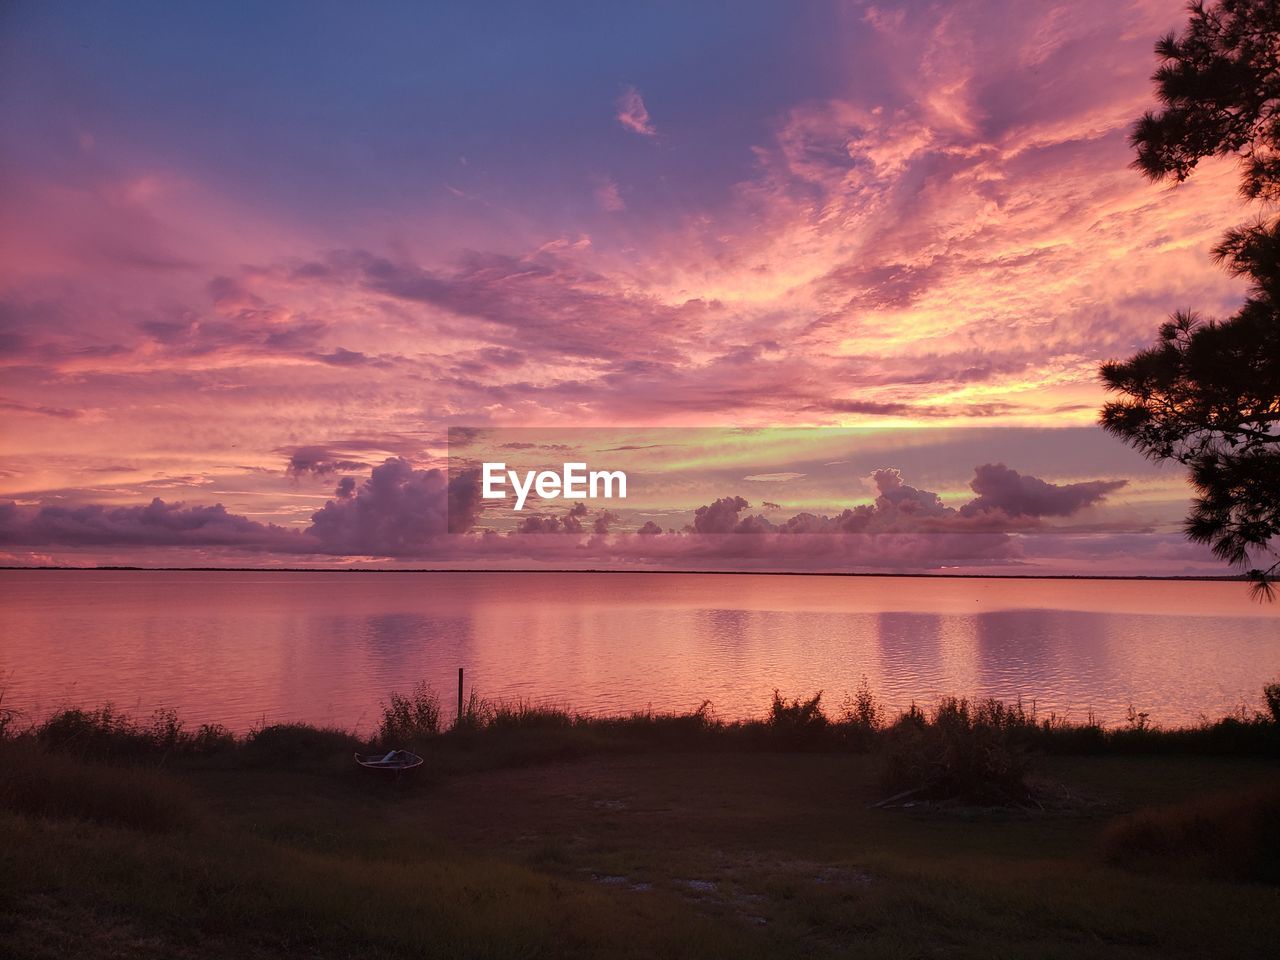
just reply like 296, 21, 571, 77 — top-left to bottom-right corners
594, 176, 626, 212
1, 458, 1132, 574
962, 463, 1127, 518
616, 85, 656, 136
0, 498, 305, 552
0, 0, 1249, 571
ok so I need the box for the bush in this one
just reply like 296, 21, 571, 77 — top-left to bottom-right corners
241, 723, 363, 769
0, 691, 16, 740
378, 682, 442, 744
31, 705, 238, 761
148, 708, 185, 752
768, 690, 829, 748
879, 697, 1029, 804
1265, 681, 1280, 724
191, 722, 237, 753
841, 679, 882, 729
35, 705, 155, 758
837, 680, 884, 752
1102, 783, 1280, 883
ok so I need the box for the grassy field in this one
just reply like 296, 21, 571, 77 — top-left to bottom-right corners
2, 694, 1279, 959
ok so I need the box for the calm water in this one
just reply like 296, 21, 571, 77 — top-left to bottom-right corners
1, 570, 1277, 732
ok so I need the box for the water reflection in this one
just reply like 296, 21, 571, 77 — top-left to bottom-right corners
0, 570, 1275, 732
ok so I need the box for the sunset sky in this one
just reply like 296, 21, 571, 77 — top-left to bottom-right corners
0, 1, 1256, 572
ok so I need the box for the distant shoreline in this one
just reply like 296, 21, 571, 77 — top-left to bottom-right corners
0, 566, 1247, 583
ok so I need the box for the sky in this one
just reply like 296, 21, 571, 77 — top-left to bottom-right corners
0, 0, 1259, 573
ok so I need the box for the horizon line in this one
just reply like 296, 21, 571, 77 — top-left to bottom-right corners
0, 566, 1248, 583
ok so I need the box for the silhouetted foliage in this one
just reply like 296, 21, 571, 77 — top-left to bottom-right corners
1102, 1, 1280, 597
0, 691, 16, 739
8, 683, 1280, 786
378, 681, 442, 744
879, 697, 1032, 804
1265, 680, 1280, 721
1131, 1, 1280, 199
31, 704, 235, 760
453, 688, 494, 734
839, 678, 884, 751
240, 723, 362, 769
768, 689, 830, 748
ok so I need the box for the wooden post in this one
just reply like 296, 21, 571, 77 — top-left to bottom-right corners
457, 667, 464, 726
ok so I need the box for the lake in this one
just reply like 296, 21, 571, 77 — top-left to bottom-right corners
1, 570, 1277, 733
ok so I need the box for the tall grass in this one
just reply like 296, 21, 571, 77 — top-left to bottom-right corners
32, 703, 235, 760
0, 689, 17, 739
3, 681, 1277, 784
1102, 782, 1280, 882
0, 740, 193, 830
454, 687, 494, 733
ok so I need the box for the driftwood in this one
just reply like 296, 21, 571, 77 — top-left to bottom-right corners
874, 787, 925, 808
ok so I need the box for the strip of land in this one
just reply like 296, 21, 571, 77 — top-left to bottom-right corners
2, 691, 1278, 959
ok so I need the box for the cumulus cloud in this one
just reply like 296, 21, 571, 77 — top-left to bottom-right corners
679, 463, 1124, 538
0, 455, 1137, 573
305, 458, 483, 554
616, 85, 656, 136
514, 501, 618, 535
515, 513, 569, 534
690, 496, 752, 533
593, 510, 618, 535
962, 462, 1127, 518
868, 468, 950, 522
